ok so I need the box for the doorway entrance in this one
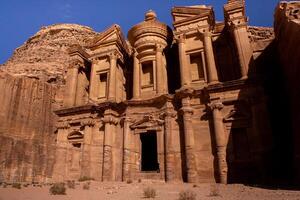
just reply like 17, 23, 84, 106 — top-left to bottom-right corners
140, 131, 159, 171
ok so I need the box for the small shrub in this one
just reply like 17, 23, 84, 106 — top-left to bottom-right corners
178, 190, 196, 200
12, 183, 21, 189
209, 184, 220, 197
192, 184, 197, 188
82, 182, 90, 190
66, 180, 75, 189
126, 179, 133, 184
49, 183, 66, 195
143, 187, 156, 198
78, 176, 94, 182
137, 179, 141, 183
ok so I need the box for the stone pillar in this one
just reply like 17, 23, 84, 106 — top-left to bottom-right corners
132, 49, 141, 99
52, 127, 69, 182
156, 44, 165, 94
232, 25, 252, 79
81, 122, 94, 178
210, 101, 227, 184
122, 117, 131, 180
102, 112, 119, 181
102, 119, 113, 181
203, 32, 219, 84
64, 62, 79, 107
108, 52, 117, 101
163, 105, 179, 182
181, 97, 198, 183
177, 34, 190, 87
75, 68, 87, 106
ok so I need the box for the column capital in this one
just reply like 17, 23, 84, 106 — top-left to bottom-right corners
175, 33, 186, 43
102, 116, 119, 125
156, 44, 164, 52
180, 106, 194, 115
109, 50, 119, 60
68, 58, 84, 69
208, 102, 224, 111
133, 48, 138, 57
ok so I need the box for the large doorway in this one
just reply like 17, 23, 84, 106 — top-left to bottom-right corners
140, 131, 159, 171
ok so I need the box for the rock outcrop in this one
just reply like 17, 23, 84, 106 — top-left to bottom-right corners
1, 24, 97, 84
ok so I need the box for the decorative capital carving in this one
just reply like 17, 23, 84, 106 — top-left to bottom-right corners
81, 119, 95, 127
109, 50, 119, 60
180, 106, 194, 115
156, 44, 164, 52
56, 121, 70, 129
133, 48, 138, 57
175, 34, 186, 43
69, 58, 84, 69
102, 116, 119, 125
208, 102, 224, 111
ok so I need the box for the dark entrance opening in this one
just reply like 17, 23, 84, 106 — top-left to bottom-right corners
140, 131, 159, 171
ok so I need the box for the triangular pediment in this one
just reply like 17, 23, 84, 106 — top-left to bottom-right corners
87, 24, 129, 54
130, 115, 164, 130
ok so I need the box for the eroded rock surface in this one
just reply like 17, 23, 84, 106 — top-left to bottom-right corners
1, 24, 97, 84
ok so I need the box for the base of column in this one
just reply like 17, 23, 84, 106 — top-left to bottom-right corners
208, 81, 220, 86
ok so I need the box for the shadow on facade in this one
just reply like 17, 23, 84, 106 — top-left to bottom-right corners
220, 40, 295, 189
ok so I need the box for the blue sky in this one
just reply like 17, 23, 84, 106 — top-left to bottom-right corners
0, 0, 279, 64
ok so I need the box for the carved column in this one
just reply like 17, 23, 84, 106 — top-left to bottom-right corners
75, 68, 87, 106
132, 49, 141, 99
122, 117, 131, 180
64, 60, 80, 107
81, 121, 94, 178
203, 32, 219, 84
231, 24, 252, 79
163, 104, 179, 182
102, 117, 114, 181
102, 112, 120, 181
181, 97, 197, 183
156, 44, 165, 94
177, 34, 190, 87
210, 101, 227, 184
108, 52, 117, 101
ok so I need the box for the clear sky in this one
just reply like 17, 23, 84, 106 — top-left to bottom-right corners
0, 0, 279, 64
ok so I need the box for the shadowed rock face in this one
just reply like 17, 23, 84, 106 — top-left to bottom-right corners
1, 24, 97, 84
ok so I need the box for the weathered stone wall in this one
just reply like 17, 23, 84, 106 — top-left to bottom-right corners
0, 71, 58, 183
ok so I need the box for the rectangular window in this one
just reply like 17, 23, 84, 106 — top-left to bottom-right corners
190, 53, 205, 81
141, 61, 154, 87
99, 72, 107, 98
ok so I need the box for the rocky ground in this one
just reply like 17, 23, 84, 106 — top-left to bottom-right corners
1, 181, 300, 200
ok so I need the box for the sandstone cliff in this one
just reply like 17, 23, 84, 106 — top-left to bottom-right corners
0, 24, 98, 183
1, 24, 97, 84
0, 70, 59, 182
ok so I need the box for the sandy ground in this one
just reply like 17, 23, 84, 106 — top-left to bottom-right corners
1, 181, 300, 200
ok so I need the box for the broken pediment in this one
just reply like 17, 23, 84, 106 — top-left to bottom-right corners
172, 5, 215, 29
130, 115, 164, 133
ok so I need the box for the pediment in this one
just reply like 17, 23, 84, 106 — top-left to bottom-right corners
130, 115, 164, 131
172, 6, 213, 24
87, 24, 129, 54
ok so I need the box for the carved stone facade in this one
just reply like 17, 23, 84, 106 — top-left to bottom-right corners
50, 0, 275, 184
